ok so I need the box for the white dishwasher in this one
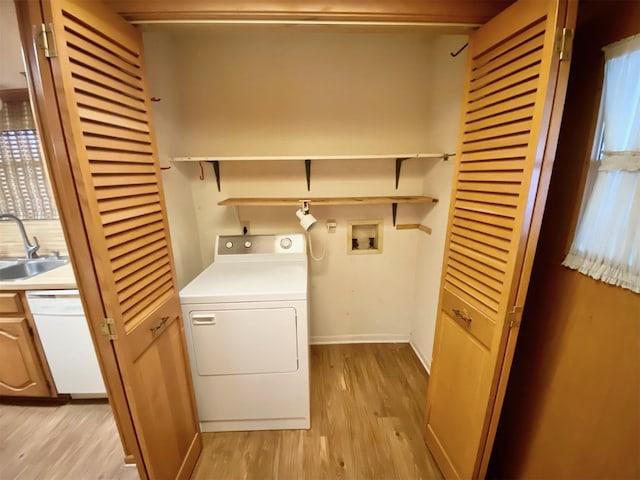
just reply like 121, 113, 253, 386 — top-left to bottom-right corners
27, 290, 106, 398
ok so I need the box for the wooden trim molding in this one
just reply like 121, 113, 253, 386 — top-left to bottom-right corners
104, 0, 514, 24
0, 88, 29, 102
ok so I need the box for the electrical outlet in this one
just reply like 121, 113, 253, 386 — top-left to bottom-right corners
326, 219, 337, 233
240, 221, 250, 235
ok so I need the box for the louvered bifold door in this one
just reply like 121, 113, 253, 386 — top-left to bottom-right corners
39, 0, 201, 478
424, 1, 575, 479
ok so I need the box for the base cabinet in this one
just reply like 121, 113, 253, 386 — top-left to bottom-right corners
0, 292, 55, 398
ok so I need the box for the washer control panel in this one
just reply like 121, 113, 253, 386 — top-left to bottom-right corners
217, 234, 305, 256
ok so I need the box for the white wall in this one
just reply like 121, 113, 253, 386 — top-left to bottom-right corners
143, 32, 203, 288
409, 35, 467, 371
144, 26, 466, 350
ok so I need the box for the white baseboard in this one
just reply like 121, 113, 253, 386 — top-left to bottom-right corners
310, 333, 410, 345
409, 339, 431, 374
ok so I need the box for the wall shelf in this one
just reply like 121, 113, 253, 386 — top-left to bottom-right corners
218, 195, 438, 226
172, 153, 452, 192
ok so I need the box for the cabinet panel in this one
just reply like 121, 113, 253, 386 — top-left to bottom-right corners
0, 317, 51, 397
0, 293, 24, 314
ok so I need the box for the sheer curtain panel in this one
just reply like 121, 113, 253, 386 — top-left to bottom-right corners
563, 34, 640, 293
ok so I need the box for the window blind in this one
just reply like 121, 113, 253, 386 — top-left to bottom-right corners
0, 98, 58, 220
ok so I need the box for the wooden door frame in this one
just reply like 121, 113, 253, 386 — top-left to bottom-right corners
15, 0, 144, 476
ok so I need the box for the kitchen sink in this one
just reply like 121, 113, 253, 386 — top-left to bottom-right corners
0, 257, 69, 281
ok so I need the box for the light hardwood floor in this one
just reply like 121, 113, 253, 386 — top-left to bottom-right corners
0, 400, 137, 480
193, 343, 443, 480
1, 344, 440, 480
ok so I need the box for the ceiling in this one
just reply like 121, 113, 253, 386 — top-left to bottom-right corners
0, 0, 28, 89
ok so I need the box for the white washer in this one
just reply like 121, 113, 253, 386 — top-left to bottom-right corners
180, 234, 310, 432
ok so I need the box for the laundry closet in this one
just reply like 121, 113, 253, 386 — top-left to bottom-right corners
142, 24, 469, 367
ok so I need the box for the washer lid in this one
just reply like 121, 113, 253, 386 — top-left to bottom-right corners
180, 260, 308, 303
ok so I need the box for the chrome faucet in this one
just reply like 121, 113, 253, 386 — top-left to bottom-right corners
0, 213, 40, 259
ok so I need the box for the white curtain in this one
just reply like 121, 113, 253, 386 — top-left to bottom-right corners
563, 34, 640, 293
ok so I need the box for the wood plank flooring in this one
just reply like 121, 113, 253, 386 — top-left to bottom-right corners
0, 400, 137, 480
192, 343, 443, 480
0, 344, 441, 479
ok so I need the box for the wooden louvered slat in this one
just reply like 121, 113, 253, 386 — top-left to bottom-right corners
119, 271, 173, 312
444, 281, 498, 321
122, 285, 174, 329
96, 184, 159, 201
460, 156, 526, 167
448, 257, 503, 292
469, 60, 542, 101
472, 16, 546, 72
88, 150, 153, 164
70, 62, 144, 101
462, 133, 530, 152
456, 190, 519, 207
109, 230, 166, 261
117, 264, 172, 303
81, 122, 151, 144
466, 91, 537, 123
92, 173, 156, 187
91, 163, 156, 176
458, 171, 524, 183
76, 91, 147, 124
68, 45, 141, 90
448, 250, 506, 283
452, 216, 512, 241
98, 193, 160, 213
61, 11, 140, 66
78, 107, 149, 134
106, 222, 164, 251
450, 233, 509, 262
451, 225, 511, 251
472, 51, 542, 90
113, 248, 170, 286
101, 203, 162, 225
455, 199, 517, 218
463, 120, 532, 143
471, 30, 545, 84
467, 78, 539, 113
465, 105, 535, 132
448, 241, 508, 274
110, 239, 166, 271
65, 29, 142, 80
83, 136, 154, 153
454, 208, 515, 230
445, 269, 500, 313
73, 79, 147, 118
103, 212, 164, 237
115, 259, 171, 295
457, 181, 521, 195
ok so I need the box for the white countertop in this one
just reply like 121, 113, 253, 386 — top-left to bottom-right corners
0, 263, 77, 291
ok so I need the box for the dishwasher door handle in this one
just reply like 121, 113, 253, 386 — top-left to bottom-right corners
192, 314, 216, 325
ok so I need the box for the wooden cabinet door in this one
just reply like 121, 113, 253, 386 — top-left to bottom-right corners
0, 317, 51, 397
424, 1, 577, 478
18, 0, 202, 478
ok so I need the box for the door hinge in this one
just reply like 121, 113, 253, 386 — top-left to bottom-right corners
101, 318, 118, 340
556, 27, 574, 61
37, 23, 57, 58
27, 325, 34, 337
508, 306, 523, 329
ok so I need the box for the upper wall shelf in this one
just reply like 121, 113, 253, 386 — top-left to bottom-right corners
171, 152, 453, 191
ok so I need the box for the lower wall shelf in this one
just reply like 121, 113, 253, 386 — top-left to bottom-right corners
218, 195, 438, 226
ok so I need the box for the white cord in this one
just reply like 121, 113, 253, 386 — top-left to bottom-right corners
306, 229, 327, 262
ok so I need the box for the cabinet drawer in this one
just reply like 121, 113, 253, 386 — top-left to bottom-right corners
0, 293, 24, 314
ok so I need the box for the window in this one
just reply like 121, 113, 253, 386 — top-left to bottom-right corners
0, 90, 57, 220
562, 34, 640, 293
